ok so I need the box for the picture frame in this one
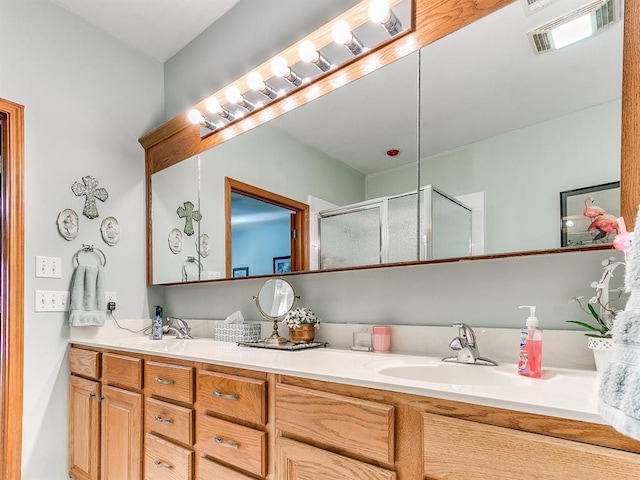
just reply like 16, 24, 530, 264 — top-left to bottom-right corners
232, 267, 249, 278
273, 256, 291, 274
560, 181, 620, 247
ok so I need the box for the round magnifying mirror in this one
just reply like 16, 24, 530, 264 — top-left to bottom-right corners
255, 278, 297, 345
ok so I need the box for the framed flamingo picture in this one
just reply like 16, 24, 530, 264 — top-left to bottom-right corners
560, 181, 620, 247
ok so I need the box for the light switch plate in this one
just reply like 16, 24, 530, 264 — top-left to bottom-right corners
35, 290, 69, 312
35, 256, 62, 278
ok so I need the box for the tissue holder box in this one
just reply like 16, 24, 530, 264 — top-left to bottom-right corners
214, 322, 261, 343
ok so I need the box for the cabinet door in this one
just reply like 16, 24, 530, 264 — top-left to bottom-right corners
69, 376, 100, 480
101, 385, 143, 480
276, 438, 396, 480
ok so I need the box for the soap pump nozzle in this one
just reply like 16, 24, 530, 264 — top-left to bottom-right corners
519, 305, 538, 328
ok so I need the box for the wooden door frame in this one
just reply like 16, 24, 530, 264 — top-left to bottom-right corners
0, 98, 25, 480
225, 177, 309, 278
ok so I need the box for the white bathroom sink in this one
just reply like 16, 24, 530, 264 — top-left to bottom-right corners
376, 362, 531, 387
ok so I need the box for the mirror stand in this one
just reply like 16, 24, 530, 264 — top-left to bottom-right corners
254, 278, 299, 345
264, 321, 287, 346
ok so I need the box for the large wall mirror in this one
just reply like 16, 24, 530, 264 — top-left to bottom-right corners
146, 0, 628, 285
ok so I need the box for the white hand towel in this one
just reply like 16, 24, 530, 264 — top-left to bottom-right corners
69, 264, 107, 327
598, 205, 640, 440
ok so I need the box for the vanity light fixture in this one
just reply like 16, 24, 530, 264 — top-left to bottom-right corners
368, 0, 403, 36
225, 86, 256, 112
298, 40, 333, 72
247, 71, 278, 99
187, 109, 216, 130
527, 0, 620, 54
332, 20, 365, 56
271, 56, 303, 86
205, 97, 235, 122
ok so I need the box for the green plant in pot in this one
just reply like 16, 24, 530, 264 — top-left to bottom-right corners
568, 257, 627, 370
282, 307, 320, 344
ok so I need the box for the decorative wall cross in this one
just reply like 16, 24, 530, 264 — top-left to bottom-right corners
71, 175, 109, 219
177, 201, 202, 236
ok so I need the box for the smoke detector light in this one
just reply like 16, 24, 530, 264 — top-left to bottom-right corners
527, 0, 620, 54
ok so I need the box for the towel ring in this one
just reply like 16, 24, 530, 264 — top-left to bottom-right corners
181, 256, 203, 282
73, 244, 107, 267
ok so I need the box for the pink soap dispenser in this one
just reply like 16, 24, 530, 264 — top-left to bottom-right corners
517, 305, 542, 378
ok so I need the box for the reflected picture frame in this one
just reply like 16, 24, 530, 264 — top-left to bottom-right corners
233, 267, 249, 277
273, 256, 291, 274
560, 181, 620, 247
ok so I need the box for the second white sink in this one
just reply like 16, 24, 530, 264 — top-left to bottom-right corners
377, 362, 532, 387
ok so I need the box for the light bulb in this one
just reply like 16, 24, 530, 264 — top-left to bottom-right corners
332, 20, 353, 45
225, 86, 243, 104
205, 97, 222, 114
271, 56, 290, 77
247, 71, 265, 91
298, 40, 319, 63
187, 109, 202, 124
368, 0, 391, 23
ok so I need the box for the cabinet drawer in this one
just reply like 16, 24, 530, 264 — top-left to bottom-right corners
197, 371, 266, 425
277, 437, 396, 480
69, 347, 100, 380
102, 353, 143, 389
275, 383, 395, 465
197, 414, 266, 478
423, 413, 640, 480
146, 398, 194, 446
197, 456, 256, 480
146, 361, 194, 404
145, 433, 193, 480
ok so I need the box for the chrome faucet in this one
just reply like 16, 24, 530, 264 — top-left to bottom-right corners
164, 317, 193, 339
442, 322, 497, 366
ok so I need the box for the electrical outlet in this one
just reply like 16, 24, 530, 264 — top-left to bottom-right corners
35, 256, 62, 279
35, 290, 69, 312
105, 292, 117, 309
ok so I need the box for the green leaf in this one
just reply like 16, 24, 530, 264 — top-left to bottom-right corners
566, 320, 600, 331
587, 303, 600, 321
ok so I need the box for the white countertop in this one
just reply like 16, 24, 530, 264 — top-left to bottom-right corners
70, 335, 606, 425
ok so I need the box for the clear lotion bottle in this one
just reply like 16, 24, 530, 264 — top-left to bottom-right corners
517, 305, 542, 378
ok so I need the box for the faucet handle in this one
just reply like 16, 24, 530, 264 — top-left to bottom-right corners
452, 322, 476, 346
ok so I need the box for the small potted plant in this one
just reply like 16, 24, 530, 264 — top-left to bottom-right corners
568, 256, 627, 370
282, 307, 320, 344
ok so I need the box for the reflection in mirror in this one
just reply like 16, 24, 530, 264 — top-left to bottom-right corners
254, 278, 298, 345
151, 50, 419, 284
152, 155, 202, 283
419, 0, 623, 257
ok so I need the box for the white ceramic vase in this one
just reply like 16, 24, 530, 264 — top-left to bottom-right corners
588, 337, 614, 372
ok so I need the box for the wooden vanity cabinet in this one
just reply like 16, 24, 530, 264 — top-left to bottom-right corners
70, 345, 640, 480
69, 348, 144, 480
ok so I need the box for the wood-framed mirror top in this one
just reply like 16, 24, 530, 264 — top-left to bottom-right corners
140, 0, 640, 286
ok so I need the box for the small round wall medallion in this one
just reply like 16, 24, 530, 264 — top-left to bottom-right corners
197, 233, 210, 257
168, 228, 183, 254
100, 216, 120, 246
57, 208, 79, 241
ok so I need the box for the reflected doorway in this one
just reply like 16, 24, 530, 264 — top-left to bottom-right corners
225, 178, 309, 278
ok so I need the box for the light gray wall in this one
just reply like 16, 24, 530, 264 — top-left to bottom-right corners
164, 0, 360, 119
0, 1, 164, 477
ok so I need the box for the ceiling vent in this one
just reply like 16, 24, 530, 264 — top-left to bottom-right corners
520, 0, 560, 16
527, 0, 620, 54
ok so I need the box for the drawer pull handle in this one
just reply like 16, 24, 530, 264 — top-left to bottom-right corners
213, 437, 239, 449
212, 391, 238, 400
153, 460, 173, 470
155, 377, 174, 385
154, 415, 173, 424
